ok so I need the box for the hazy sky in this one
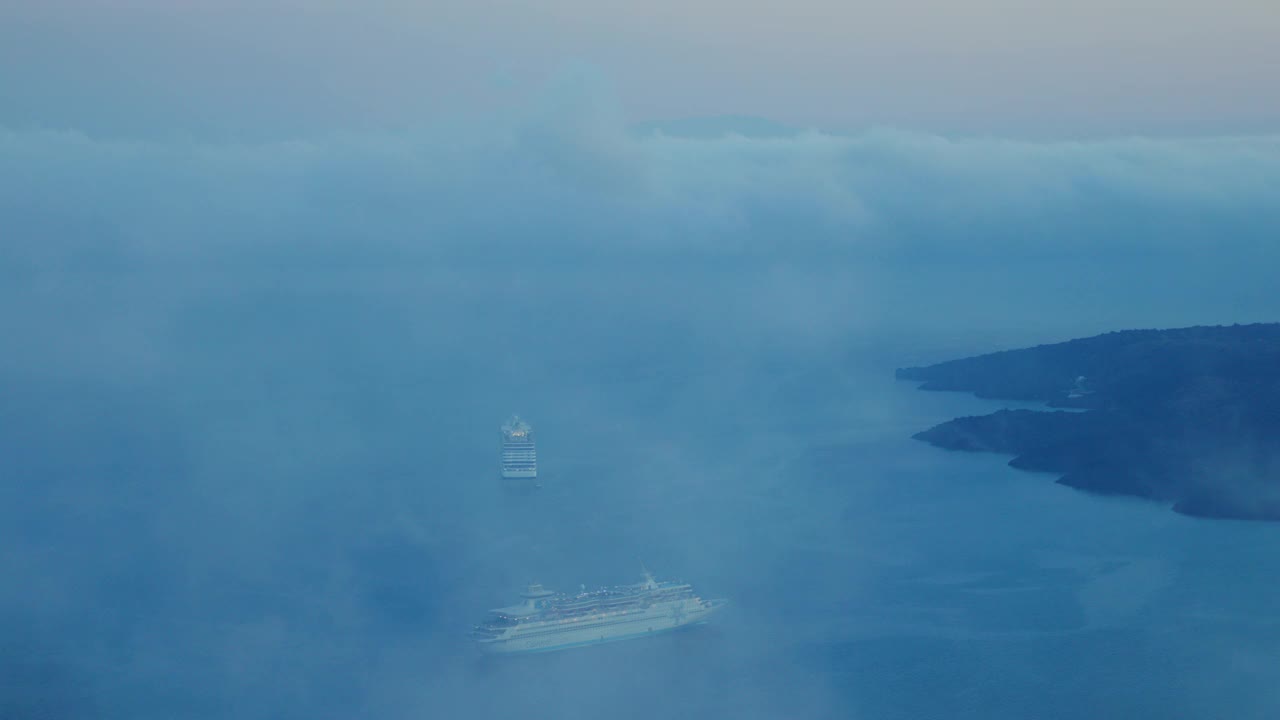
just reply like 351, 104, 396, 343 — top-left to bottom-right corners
3, 0, 1278, 137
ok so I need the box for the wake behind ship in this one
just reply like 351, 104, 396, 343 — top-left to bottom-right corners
471, 572, 727, 654
501, 415, 537, 481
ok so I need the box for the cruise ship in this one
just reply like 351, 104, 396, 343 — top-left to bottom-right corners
501, 415, 537, 481
472, 572, 727, 654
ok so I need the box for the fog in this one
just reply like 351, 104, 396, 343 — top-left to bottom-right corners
3, 84, 1280, 718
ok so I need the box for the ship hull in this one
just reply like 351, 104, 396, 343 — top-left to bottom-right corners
479, 601, 723, 655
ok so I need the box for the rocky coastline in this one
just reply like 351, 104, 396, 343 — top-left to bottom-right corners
900, 324, 1280, 521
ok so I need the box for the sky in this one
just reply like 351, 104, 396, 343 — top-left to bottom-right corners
2, 0, 1279, 137
3, 2, 1280, 719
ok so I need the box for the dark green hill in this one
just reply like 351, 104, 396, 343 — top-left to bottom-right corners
900, 324, 1280, 520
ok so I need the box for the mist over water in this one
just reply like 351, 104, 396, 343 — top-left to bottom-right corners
3, 71, 1280, 716
5, 257, 1280, 720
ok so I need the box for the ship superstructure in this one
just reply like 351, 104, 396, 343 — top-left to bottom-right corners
472, 572, 727, 654
501, 415, 537, 480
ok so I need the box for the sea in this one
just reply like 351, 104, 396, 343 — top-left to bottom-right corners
5, 280, 1280, 720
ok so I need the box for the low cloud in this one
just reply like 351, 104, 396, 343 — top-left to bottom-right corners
4, 114, 1276, 381
4, 114, 1277, 271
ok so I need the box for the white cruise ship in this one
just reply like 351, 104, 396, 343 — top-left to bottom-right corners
472, 572, 727, 654
501, 415, 537, 480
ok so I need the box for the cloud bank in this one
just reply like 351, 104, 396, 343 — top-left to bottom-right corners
4, 115, 1278, 270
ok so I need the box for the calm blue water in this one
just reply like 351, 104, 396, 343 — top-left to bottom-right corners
6, 321, 1280, 719
380, 351, 1280, 719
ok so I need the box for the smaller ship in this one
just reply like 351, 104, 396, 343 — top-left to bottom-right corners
472, 571, 727, 654
501, 415, 537, 482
